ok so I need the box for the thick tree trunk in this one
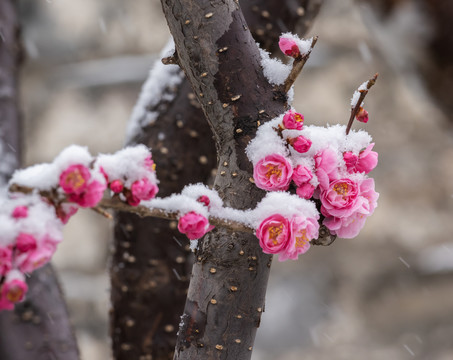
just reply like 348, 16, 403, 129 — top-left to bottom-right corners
0, 1, 79, 359
111, 1, 322, 359
159, 1, 297, 358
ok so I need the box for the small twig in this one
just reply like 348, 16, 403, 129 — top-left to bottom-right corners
91, 206, 113, 219
345, 73, 378, 135
282, 36, 318, 93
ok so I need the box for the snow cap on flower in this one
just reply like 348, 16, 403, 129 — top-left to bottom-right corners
279, 33, 313, 58
181, 183, 223, 210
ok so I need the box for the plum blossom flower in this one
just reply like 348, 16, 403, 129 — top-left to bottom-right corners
131, 178, 158, 202
197, 195, 210, 207
69, 180, 106, 207
178, 212, 214, 240
16, 237, 58, 273
322, 178, 379, 238
15, 233, 37, 253
279, 37, 300, 58
356, 107, 369, 123
289, 135, 312, 153
343, 143, 378, 174
315, 148, 339, 186
296, 183, 316, 199
0, 271, 28, 311
292, 165, 313, 187
282, 110, 304, 130
144, 155, 156, 171
256, 214, 291, 255
320, 178, 361, 219
253, 154, 293, 191
0, 247, 12, 277
59, 164, 91, 195
278, 216, 319, 261
109, 179, 124, 194
12, 206, 28, 219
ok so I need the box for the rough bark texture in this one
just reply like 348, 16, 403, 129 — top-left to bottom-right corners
159, 1, 294, 358
111, 1, 322, 359
0, 2, 79, 359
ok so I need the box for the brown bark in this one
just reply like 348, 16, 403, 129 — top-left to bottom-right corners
111, 1, 322, 360
159, 1, 294, 358
0, 1, 79, 359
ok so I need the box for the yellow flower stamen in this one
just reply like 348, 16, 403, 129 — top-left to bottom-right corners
265, 164, 282, 179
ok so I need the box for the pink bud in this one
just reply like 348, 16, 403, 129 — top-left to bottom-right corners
16, 233, 38, 253
296, 183, 316, 199
110, 179, 124, 193
197, 195, 210, 207
178, 212, 214, 240
131, 178, 158, 201
279, 38, 300, 58
356, 107, 369, 123
290, 135, 312, 153
12, 206, 28, 219
282, 110, 304, 130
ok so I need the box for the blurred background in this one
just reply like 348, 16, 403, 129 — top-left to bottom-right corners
18, 0, 453, 359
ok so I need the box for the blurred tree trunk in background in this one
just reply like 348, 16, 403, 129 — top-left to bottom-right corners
111, 1, 322, 359
0, 1, 79, 359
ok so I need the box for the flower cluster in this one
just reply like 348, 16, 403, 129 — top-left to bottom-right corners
251, 192, 319, 261
247, 107, 379, 255
96, 145, 159, 206
0, 196, 63, 310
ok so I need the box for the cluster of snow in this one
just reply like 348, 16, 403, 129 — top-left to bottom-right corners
259, 47, 292, 85
126, 38, 184, 142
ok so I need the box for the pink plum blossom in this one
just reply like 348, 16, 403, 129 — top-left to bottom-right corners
282, 110, 304, 130
253, 154, 293, 191
315, 148, 339, 187
343, 143, 378, 174
197, 195, 210, 207
110, 179, 124, 193
320, 178, 361, 218
69, 180, 106, 207
178, 212, 214, 240
16, 239, 57, 273
131, 178, 159, 201
12, 206, 28, 219
289, 135, 312, 153
279, 37, 300, 58
0, 247, 12, 277
256, 214, 291, 255
59, 164, 91, 195
15, 233, 37, 253
144, 155, 156, 171
322, 178, 379, 238
356, 107, 369, 123
296, 183, 316, 199
278, 216, 319, 261
292, 165, 313, 187
0, 272, 28, 310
